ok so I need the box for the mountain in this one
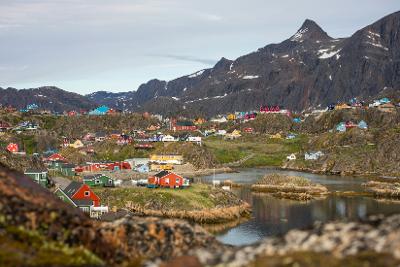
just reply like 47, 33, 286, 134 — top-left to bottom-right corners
89, 11, 400, 117
0, 86, 96, 112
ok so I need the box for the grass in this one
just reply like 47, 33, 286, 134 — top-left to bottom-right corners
93, 184, 251, 223
363, 181, 400, 198
204, 134, 308, 167
251, 173, 328, 200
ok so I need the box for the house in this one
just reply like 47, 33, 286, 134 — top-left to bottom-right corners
269, 133, 282, 139
187, 136, 202, 145
109, 130, 121, 139
286, 134, 297, 140
379, 97, 391, 104
150, 164, 173, 171
194, 117, 206, 125
243, 127, 254, 133
60, 163, 76, 177
55, 181, 108, 218
89, 105, 110, 115
378, 103, 396, 113
126, 158, 150, 168
227, 114, 236, 120
327, 104, 336, 111
335, 103, 351, 110
45, 153, 66, 162
150, 154, 183, 165
95, 132, 107, 142
68, 110, 77, 116
48, 160, 65, 170
305, 151, 324, 161
293, 118, 302, 123
148, 171, 189, 189
83, 133, 95, 142
286, 154, 296, 161
345, 121, 358, 129
70, 140, 84, 149
6, 143, 19, 153
336, 122, 346, 132
225, 130, 241, 140
358, 120, 368, 130
24, 169, 49, 188
260, 105, 280, 113
136, 164, 150, 173
216, 130, 227, 136
83, 174, 114, 187
146, 125, 159, 131
210, 116, 227, 123
161, 135, 177, 142
0, 121, 12, 131
170, 119, 197, 132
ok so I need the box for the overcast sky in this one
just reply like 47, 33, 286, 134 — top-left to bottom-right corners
0, 0, 399, 94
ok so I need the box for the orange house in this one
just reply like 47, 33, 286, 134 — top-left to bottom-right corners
148, 171, 187, 188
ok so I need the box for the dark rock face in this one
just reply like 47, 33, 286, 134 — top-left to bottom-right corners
90, 11, 400, 117
0, 86, 96, 112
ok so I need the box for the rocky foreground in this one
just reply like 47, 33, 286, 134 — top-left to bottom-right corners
2, 164, 400, 266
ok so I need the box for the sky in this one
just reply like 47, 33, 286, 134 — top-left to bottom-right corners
0, 0, 399, 95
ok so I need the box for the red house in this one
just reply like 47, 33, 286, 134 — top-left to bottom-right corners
345, 121, 357, 129
6, 143, 19, 153
148, 171, 188, 188
170, 119, 197, 132
244, 127, 254, 133
0, 121, 12, 131
46, 153, 66, 162
59, 181, 100, 207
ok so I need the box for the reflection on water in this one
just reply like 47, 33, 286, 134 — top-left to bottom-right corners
200, 168, 400, 246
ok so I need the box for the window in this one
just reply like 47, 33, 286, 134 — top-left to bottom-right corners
95, 180, 101, 184
84, 191, 90, 197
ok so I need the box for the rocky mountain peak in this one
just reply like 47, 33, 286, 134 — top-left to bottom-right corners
290, 19, 331, 42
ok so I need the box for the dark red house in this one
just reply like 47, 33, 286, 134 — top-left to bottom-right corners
170, 119, 197, 132
148, 171, 188, 188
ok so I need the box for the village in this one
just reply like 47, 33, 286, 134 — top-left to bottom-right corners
0, 95, 399, 219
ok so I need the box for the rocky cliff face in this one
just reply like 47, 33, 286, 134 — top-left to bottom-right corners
89, 11, 400, 117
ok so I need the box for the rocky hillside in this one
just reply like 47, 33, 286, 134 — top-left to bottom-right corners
89, 11, 400, 117
0, 86, 96, 112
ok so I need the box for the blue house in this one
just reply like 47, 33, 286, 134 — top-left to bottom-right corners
336, 122, 346, 132
358, 120, 368, 130
379, 98, 390, 104
27, 104, 39, 110
293, 118, 302, 123
89, 105, 110, 115
136, 164, 150, 173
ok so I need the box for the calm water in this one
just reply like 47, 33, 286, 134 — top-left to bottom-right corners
200, 168, 400, 246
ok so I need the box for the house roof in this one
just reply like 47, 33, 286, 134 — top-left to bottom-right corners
72, 199, 93, 206
63, 181, 84, 197
154, 170, 171, 178
176, 120, 195, 127
25, 169, 47, 173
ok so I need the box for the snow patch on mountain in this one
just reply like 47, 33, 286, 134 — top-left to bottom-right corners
188, 70, 205, 78
242, 75, 259, 80
291, 28, 309, 42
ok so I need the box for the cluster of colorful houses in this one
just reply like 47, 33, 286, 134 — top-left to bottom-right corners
23, 152, 191, 218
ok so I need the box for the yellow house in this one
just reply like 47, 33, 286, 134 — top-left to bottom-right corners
150, 164, 174, 171
224, 129, 242, 140
335, 103, 351, 110
194, 117, 206, 125
149, 154, 183, 165
227, 114, 236, 120
69, 139, 84, 149
269, 133, 282, 139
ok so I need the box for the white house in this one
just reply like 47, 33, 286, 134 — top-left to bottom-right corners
216, 130, 227, 136
305, 151, 324, 160
187, 136, 202, 145
286, 154, 296, 161
210, 117, 228, 123
161, 135, 177, 142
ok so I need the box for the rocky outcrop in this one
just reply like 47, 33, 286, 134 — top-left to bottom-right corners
189, 214, 400, 267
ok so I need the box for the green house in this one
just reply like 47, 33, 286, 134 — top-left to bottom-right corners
48, 160, 64, 170
60, 163, 76, 177
83, 174, 114, 187
24, 169, 49, 188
